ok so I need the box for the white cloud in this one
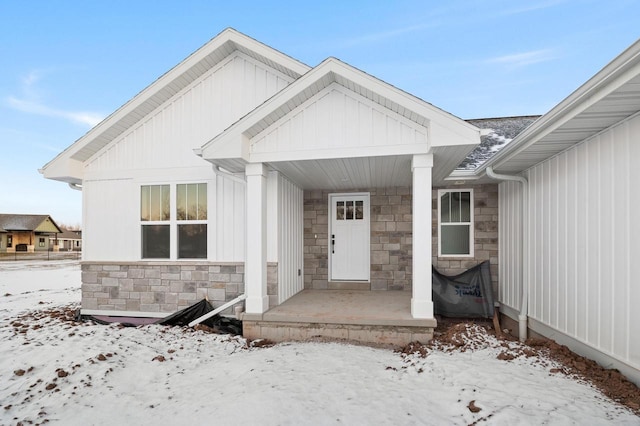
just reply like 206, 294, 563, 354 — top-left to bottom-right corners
5, 70, 104, 127
342, 23, 435, 47
486, 49, 556, 69
501, 0, 567, 16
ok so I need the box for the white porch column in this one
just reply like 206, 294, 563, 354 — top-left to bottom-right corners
245, 163, 269, 314
411, 153, 434, 318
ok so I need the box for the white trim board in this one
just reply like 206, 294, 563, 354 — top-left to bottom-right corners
81, 309, 170, 318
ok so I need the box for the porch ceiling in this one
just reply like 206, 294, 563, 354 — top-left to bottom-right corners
252, 144, 476, 190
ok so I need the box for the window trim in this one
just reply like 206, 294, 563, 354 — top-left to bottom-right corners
139, 182, 209, 261
176, 183, 208, 259
437, 188, 474, 258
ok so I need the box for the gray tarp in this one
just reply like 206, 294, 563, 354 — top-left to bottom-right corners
432, 260, 494, 318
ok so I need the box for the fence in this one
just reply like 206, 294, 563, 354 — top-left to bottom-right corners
0, 250, 81, 262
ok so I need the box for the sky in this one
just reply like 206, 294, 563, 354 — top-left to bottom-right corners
1, 0, 639, 226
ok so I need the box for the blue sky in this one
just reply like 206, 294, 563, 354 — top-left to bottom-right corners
1, 0, 639, 226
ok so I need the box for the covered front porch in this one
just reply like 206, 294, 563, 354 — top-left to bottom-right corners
242, 289, 436, 346
197, 58, 482, 344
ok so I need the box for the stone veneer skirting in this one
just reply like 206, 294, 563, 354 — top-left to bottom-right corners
81, 261, 278, 315
304, 184, 499, 294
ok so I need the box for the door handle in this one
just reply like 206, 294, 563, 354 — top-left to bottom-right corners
331, 234, 335, 254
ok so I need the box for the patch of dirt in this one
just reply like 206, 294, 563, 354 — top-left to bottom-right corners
416, 318, 640, 415
526, 337, 640, 413
9, 305, 81, 334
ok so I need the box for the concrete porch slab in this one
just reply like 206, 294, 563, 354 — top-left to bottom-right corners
242, 290, 437, 346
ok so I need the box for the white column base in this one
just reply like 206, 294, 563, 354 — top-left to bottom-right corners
411, 298, 434, 319
245, 295, 270, 314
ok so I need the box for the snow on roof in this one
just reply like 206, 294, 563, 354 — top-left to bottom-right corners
456, 116, 540, 171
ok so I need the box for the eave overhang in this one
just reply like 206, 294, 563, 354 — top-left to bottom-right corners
473, 37, 640, 177
40, 28, 311, 183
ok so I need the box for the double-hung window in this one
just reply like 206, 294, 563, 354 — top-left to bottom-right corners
176, 183, 207, 259
140, 183, 207, 259
438, 189, 474, 257
141, 185, 171, 259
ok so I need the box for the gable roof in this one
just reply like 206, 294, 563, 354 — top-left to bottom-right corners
40, 28, 311, 184
0, 214, 63, 233
198, 56, 480, 173
480, 37, 640, 175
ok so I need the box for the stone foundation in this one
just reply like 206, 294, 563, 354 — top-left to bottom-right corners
81, 261, 279, 315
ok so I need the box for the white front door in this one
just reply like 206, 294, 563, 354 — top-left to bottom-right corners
329, 193, 370, 281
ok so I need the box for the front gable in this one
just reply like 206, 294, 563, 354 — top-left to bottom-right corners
34, 217, 62, 233
199, 57, 480, 170
85, 51, 296, 174
250, 82, 429, 163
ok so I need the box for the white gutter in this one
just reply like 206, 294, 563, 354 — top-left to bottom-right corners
486, 166, 529, 342
188, 294, 246, 327
68, 183, 83, 191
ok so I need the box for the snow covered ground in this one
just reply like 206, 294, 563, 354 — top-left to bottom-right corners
1, 261, 638, 425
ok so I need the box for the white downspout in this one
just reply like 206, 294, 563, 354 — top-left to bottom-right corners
486, 166, 529, 342
68, 183, 82, 191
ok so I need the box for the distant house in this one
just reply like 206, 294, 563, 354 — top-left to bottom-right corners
57, 229, 82, 251
0, 214, 63, 252
41, 29, 640, 385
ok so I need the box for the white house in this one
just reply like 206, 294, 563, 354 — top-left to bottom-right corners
41, 29, 640, 384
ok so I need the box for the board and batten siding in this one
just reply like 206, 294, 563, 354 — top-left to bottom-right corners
250, 84, 428, 157
82, 178, 138, 261
498, 112, 640, 376
277, 174, 304, 303
267, 171, 304, 304
82, 171, 245, 262
80, 51, 294, 263
85, 52, 293, 173
214, 173, 246, 262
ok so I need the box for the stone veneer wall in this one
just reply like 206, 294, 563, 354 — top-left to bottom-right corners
304, 187, 413, 291
432, 184, 499, 293
81, 262, 278, 314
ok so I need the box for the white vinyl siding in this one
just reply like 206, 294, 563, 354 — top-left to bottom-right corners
498, 113, 640, 374
83, 171, 245, 262
85, 52, 292, 173
250, 84, 428, 160
277, 174, 304, 303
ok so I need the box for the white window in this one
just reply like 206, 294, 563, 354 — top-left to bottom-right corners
140, 183, 208, 260
438, 189, 474, 257
141, 184, 171, 259
176, 183, 207, 259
